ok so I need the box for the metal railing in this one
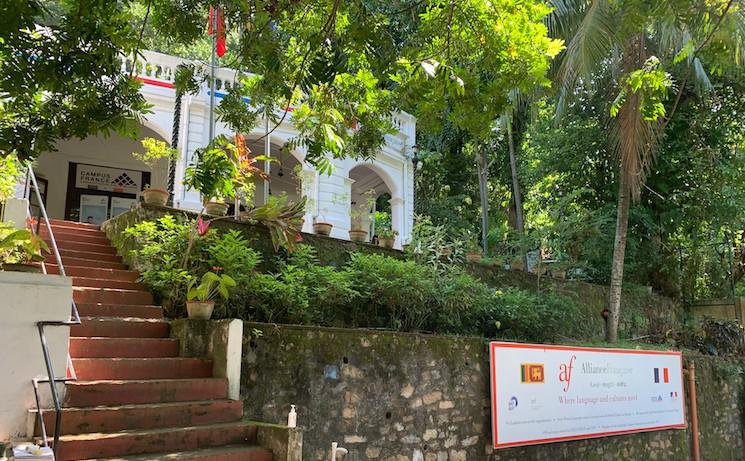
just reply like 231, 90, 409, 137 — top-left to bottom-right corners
24, 165, 81, 456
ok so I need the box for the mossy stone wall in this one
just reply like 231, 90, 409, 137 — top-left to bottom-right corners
242, 322, 745, 461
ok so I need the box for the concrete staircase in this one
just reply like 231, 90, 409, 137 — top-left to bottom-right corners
33, 219, 272, 461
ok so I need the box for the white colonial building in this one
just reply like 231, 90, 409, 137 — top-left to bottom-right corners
30, 50, 416, 247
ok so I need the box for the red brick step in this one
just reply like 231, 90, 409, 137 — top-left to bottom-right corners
36, 400, 243, 435
40, 228, 109, 245
71, 318, 168, 338
75, 303, 163, 319
72, 277, 145, 291
50, 256, 127, 270
54, 248, 123, 263
47, 265, 139, 281
47, 218, 100, 229
81, 445, 273, 461
72, 357, 213, 380
74, 287, 153, 305
49, 239, 116, 254
51, 422, 259, 461
69, 337, 179, 358
64, 379, 229, 407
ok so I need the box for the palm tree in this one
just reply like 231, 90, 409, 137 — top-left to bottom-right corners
549, 0, 744, 341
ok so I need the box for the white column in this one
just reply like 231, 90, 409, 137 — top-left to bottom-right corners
390, 196, 405, 249
298, 167, 318, 233
175, 95, 206, 211
314, 167, 352, 240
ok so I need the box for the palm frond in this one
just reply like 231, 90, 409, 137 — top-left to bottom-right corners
612, 91, 659, 202
553, 0, 619, 119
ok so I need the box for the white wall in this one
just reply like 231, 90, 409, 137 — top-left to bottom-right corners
0, 272, 72, 441
34, 126, 169, 220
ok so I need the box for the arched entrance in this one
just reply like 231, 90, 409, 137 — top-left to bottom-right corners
243, 138, 305, 208
349, 164, 398, 244
34, 124, 170, 223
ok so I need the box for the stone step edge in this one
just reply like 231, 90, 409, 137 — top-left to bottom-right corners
77, 444, 271, 461
31, 399, 239, 413
49, 421, 257, 442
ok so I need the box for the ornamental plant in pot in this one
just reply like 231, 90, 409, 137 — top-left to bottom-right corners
377, 228, 398, 249
0, 224, 49, 273
133, 138, 179, 206
184, 135, 251, 217
349, 189, 376, 243
185, 271, 236, 319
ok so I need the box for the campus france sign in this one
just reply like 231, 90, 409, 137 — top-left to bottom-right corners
75, 164, 142, 195
489, 342, 685, 449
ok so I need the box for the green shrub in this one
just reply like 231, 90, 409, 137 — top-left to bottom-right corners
121, 220, 585, 342
433, 267, 495, 335
482, 288, 582, 342
235, 245, 358, 324
124, 216, 261, 315
344, 252, 439, 331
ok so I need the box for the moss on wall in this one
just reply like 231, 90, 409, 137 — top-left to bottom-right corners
242, 322, 745, 461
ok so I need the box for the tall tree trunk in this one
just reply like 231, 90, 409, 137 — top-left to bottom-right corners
506, 117, 526, 270
167, 91, 183, 206
606, 36, 649, 342
606, 150, 631, 342
477, 148, 490, 256
507, 119, 524, 234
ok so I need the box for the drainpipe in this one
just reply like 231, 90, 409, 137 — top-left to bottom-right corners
686, 361, 701, 461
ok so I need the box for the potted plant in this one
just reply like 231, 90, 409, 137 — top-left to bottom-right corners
184, 135, 246, 217
349, 189, 376, 243
0, 224, 49, 273
185, 271, 236, 319
313, 216, 333, 236
133, 138, 179, 206
378, 228, 398, 249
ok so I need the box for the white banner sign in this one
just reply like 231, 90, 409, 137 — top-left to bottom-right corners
75, 164, 142, 194
490, 342, 685, 449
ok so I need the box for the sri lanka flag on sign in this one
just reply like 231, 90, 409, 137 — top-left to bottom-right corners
520, 364, 545, 383
654, 367, 669, 383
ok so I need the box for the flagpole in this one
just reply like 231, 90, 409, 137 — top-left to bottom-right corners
208, 6, 217, 142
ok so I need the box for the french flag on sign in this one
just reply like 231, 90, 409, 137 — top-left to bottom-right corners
654, 367, 669, 383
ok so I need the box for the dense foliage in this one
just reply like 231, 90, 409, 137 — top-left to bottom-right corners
0, 1, 149, 160
126, 217, 582, 341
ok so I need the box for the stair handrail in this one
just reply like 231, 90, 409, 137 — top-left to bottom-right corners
24, 164, 81, 456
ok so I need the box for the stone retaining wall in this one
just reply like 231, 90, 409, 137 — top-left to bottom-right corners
242, 322, 745, 461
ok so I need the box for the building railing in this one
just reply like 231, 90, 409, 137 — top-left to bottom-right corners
25, 165, 81, 456
122, 50, 416, 142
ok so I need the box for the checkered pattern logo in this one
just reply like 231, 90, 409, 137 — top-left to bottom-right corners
112, 172, 136, 188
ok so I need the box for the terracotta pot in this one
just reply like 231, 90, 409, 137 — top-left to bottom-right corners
349, 229, 368, 243
142, 188, 169, 206
205, 201, 228, 216
465, 252, 482, 263
313, 222, 333, 236
1, 263, 42, 273
186, 300, 214, 320
378, 236, 395, 249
